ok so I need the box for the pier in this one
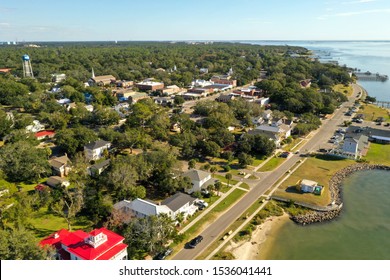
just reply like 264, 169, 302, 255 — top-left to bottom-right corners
354, 71, 388, 82
374, 101, 390, 108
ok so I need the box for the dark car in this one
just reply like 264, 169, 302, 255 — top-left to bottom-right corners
279, 152, 290, 158
154, 248, 173, 260
188, 235, 203, 248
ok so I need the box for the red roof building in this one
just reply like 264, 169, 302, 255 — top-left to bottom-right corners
40, 227, 128, 260
35, 130, 56, 140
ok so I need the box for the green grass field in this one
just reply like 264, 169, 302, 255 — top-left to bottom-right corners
365, 143, 390, 165
333, 84, 353, 96
273, 155, 354, 206
29, 207, 93, 239
358, 104, 390, 122
258, 156, 286, 172
213, 174, 239, 186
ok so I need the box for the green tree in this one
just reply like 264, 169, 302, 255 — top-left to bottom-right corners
0, 141, 50, 182
0, 109, 13, 138
123, 214, 178, 259
188, 159, 197, 169
0, 228, 56, 260
107, 156, 145, 200
237, 152, 254, 168
55, 126, 98, 156
51, 187, 84, 231
225, 173, 233, 188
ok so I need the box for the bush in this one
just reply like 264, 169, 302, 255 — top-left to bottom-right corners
223, 165, 231, 172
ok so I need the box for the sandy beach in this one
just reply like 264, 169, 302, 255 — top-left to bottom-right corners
225, 213, 290, 260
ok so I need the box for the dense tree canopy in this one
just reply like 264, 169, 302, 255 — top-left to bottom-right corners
0, 141, 50, 182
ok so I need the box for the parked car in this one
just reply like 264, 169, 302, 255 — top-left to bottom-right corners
154, 248, 173, 260
279, 152, 290, 158
188, 235, 203, 248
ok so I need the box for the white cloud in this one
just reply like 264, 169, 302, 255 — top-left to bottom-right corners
318, 8, 390, 20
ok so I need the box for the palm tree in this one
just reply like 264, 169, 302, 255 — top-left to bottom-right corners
225, 173, 233, 188
214, 181, 222, 196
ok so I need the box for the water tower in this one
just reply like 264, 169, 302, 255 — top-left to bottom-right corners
22, 54, 34, 78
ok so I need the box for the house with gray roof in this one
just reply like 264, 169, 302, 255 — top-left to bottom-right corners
46, 176, 70, 188
88, 159, 111, 177
48, 154, 71, 177
182, 169, 215, 194
84, 140, 111, 161
248, 124, 291, 147
113, 192, 198, 222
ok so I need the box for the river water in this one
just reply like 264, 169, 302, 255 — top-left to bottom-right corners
260, 170, 390, 260
240, 40, 390, 102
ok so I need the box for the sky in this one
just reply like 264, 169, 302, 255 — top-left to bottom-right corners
1, 0, 390, 42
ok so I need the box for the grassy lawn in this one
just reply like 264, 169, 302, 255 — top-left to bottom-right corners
250, 154, 267, 167
365, 143, 390, 165
283, 138, 306, 152
239, 182, 250, 190
334, 84, 353, 96
213, 174, 239, 185
358, 103, 390, 122
258, 156, 286, 172
273, 155, 354, 207
29, 207, 93, 239
18, 178, 48, 193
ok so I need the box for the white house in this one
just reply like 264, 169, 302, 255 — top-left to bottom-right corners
262, 109, 273, 121
114, 192, 198, 221
191, 79, 213, 88
84, 140, 111, 161
341, 135, 369, 159
300, 179, 318, 193
182, 169, 215, 194
25, 120, 45, 133
256, 97, 270, 107
248, 124, 291, 147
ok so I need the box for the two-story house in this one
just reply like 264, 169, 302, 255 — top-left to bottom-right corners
40, 227, 128, 260
182, 169, 215, 194
48, 154, 71, 177
84, 140, 111, 161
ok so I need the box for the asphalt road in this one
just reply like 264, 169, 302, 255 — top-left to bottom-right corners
172, 84, 361, 260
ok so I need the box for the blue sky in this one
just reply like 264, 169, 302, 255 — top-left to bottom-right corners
1, 0, 390, 41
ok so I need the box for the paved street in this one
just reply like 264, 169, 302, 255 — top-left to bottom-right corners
172, 84, 362, 260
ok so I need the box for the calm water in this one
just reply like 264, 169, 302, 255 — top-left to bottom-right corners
240, 41, 390, 102
261, 170, 390, 260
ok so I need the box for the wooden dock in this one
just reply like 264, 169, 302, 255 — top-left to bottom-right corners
374, 101, 390, 108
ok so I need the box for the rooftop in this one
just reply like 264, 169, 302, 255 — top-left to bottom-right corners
162, 192, 196, 212
84, 140, 111, 150
183, 169, 211, 182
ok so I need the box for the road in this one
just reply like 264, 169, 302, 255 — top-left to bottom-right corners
172, 84, 362, 260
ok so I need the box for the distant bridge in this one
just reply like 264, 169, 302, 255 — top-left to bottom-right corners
374, 101, 390, 108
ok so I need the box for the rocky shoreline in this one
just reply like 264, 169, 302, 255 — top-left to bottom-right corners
291, 164, 390, 225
